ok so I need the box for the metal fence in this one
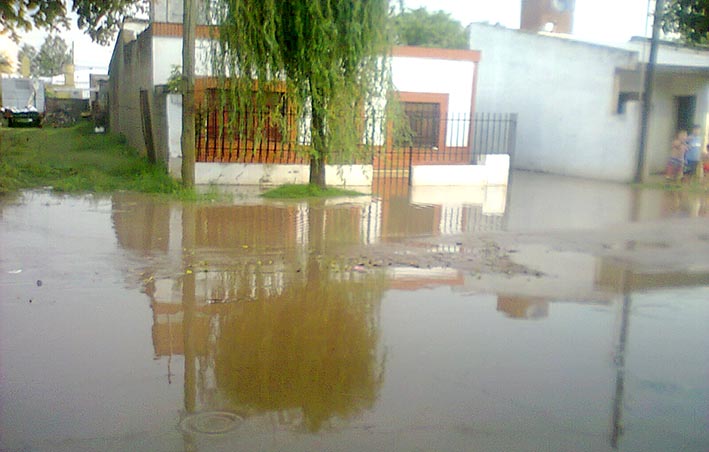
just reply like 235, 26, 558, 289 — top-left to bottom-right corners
471, 112, 518, 162
372, 112, 518, 184
195, 108, 518, 170
196, 109, 308, 164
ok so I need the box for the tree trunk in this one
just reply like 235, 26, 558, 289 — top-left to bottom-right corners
309, 97, 327, 188
181, 0, 197, 188
309, 154, 326, 187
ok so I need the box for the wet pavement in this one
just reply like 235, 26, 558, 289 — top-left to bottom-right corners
1, 172, 708, 452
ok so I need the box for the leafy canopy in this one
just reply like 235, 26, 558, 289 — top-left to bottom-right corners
0, 0, 147, 45
663, 0, 709, 44
0, 51, 12, 74
18, 43, 39, 76
392, 7, 469, 49
36, 35, 71, 76
212, 0, 392, 186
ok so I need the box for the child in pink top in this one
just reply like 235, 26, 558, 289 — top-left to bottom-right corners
666, 130, 687, 181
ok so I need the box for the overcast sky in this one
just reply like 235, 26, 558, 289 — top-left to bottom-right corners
5, 0, 653, 73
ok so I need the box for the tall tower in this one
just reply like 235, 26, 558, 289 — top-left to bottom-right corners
520, 0, 575, 34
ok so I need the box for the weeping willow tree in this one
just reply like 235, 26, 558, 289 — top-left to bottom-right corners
211, 0, 392, 187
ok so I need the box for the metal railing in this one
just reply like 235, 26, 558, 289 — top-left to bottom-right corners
196, 109, 308, 164
195, 108, 518, 168
471, 112, 517, 162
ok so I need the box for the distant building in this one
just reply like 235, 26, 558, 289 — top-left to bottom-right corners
470, 23, 709, 181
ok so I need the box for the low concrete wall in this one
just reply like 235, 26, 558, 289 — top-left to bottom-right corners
325, 165, 373, 186
195, 163, 309, 185
194, 163, 373, 187
411, 154, 510, 186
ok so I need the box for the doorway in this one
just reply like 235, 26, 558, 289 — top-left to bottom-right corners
675, 95, 696, 133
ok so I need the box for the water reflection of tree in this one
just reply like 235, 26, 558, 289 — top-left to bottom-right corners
112, 195, 387, 432
176, 204, 387, 432
211, 260, 386, 432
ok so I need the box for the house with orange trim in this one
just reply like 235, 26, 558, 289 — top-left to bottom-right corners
107, 1, 512, 187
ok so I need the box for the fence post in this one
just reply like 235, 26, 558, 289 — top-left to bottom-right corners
508, 113, 518, 168
407, 145, 413, 186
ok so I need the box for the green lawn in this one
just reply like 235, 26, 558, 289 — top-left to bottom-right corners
0, 121, 182, 195
0, 121, 368, 200
260, 183, 367, 199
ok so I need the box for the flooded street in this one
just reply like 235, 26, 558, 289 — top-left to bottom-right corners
1, 172, 708, 451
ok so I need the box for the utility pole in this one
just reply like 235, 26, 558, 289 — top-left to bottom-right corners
636, 0, 665, 183
181, 0, 197, 188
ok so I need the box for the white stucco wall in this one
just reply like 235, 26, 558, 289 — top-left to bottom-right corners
151, 0, 214, 25
391, 56, 475, 116
192, 163, 374, 187
391, 53, 476, 148
166, 93, 183, 175
623, 39, 709, 69
152, 36, 214, 85
469, 24, 641, 182
411, 155, 509, 186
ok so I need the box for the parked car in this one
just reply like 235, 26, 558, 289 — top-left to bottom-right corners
3, 107, 43, 128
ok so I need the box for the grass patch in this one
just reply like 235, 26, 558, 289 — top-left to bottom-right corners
261, 183, 367, 199
634, 179, 709, 193
0, 121, 219, 200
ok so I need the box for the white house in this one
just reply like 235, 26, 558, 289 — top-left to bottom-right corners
469, 22, 709, 182
107, 1, 511, 188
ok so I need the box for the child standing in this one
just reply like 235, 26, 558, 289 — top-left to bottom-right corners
666, 130, 687, 181
684, 125, 702, 180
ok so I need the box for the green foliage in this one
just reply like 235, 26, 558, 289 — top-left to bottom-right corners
636, 179, 709, 193
211, 0, 392, 187
392, 7, 469, 49
73, 0, 148, 45
0, 121, 182, 195
0, 0, 69, 42
18, 43, 39, 76
167, 65, 182, 93
664, 0, 709, 44
36, 35, 72, 77
260, 184, 367, 199
0, 0, 146, 45
0, 51, 12, 74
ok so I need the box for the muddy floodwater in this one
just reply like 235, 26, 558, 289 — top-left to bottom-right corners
1, 172, 708, 452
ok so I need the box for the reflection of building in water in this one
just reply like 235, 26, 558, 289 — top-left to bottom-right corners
595, 259, 709, 294
388, 267, 465, 291
497, 296, 550, 319
360, 199, 382, 244
148, 264, 289, 358
111, 190, 506, 269
111, 191, 508, 431
112, 197, 172, 253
